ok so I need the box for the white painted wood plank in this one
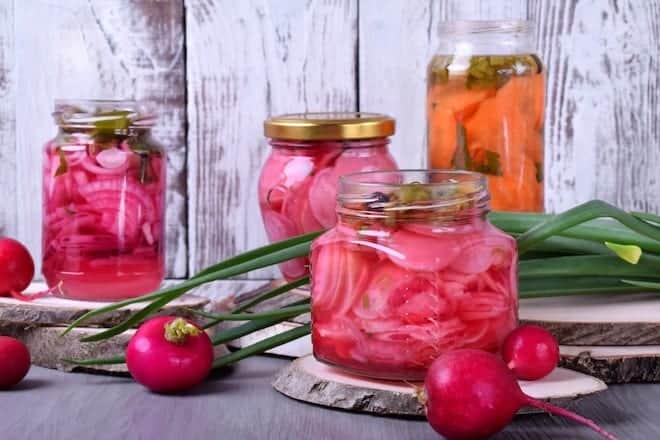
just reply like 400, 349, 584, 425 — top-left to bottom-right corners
358, 0, 528, 170
13, 0, 187, 278
530, 0, 660, 213
0, 0, 15, 237
186, 0, 358, 277
358, 0, 446, 170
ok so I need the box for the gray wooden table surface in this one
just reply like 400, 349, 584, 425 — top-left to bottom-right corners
1, 355, 658, 440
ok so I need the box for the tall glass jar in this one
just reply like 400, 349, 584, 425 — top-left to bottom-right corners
42, 100, 166, 301
427, 20, 545, 212
259, 113, 398, 281
310, 170, 518, 380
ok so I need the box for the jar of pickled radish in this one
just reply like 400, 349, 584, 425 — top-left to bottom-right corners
427, 20, 545, 212
310, 170, 518, 380
260, 113, 398, 281
42, 100, 166, 301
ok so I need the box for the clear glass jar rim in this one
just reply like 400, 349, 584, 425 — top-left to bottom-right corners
437, 19, 532, 35
340, 169, 487, 190
338, 169, 490, 221
53, 99, 156, 129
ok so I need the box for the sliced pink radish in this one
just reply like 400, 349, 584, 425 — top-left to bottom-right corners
280, 258, 308, 280
96, 147, 129, 169
282, 156, 314, 186
78, 178, 156, 221
308, 167, 337, 228
449, 233, 515, 274
262, 210, 298, 243
81, 155, 130, 175
281, 177, 323, 233
333, 149, 398, 179
381, 229, 461, 272
310, 242, 376, 316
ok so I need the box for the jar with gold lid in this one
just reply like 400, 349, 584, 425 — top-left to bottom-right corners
259, 112, 398, 280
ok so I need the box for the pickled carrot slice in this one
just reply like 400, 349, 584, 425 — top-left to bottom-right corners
381, 229, 460, 272
487, 157, 542, 211
428, 107, 457, 169
531, 73, 545, 130
428, 82, 494, 121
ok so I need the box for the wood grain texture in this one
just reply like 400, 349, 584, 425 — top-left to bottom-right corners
529, 0, 660, 213
358, 0, 527, 169
273, 356, 607, 417
560, 346, 660, 384
12, 0, 187, 278
0, 292, 208, 327
360, 0, 660, 214
1, 358, 659, 440
186, 0, 358, 277
0, 0, 15, 237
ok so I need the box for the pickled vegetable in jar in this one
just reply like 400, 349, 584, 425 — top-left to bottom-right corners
310, 170, 518, 380
42, 100, 166, 301
427, 20, 544, 212
259, 113, 398, 281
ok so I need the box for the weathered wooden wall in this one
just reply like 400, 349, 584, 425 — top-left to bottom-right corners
0, 0, 658, 286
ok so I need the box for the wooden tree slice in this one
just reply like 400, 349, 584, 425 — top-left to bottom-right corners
0, 286, 208, 327
520, 293, 660, 345
560, 345, 660, 384
272, 355, 607, 417
0, 323, 228, 374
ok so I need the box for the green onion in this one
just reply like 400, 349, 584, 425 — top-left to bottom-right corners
519, 255, 660, 279
211, 298, 310, 342
64, 233, 318, 340
212, 324, 311, 369
520, 277, 643, 297
231, 277, 309, 314
64, 355, 126, 367
188, 304, 310, 323
515, 200, 660, 254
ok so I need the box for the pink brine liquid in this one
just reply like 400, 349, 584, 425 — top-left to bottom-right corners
258, 140, 397, 280
310, 171, 518, 380
42, 131, 165, 301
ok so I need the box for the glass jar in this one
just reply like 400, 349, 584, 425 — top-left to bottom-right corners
310, 170, 518, 380
42, 100, 166, 301
427, 20, 545, 212
259, 112, 398, 281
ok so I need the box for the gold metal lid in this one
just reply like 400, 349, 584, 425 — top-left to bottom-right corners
264, 112, 395, 141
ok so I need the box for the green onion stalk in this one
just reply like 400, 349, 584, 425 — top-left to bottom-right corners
65, 200, 660, 369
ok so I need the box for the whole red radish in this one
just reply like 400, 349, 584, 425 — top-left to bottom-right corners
0, 238, 35, 296
422, 349, 617, 440
0, 336, 31, 389
126, 316, 214, 393
502, 325, 560, 380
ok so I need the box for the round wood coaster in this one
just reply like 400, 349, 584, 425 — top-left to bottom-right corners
560, 345, 660, 384
520, 293, 660, 345
0, 323, 228, 374
272, 355, 607, 417
0, 287, 208, 326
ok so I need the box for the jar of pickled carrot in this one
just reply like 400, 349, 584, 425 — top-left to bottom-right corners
310, 170, 518, 380
42, 100, 166, 301
260, 113, 398, 281
427, 20, 545, 212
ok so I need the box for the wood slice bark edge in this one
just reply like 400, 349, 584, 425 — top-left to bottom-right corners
561, 351, 660, 384
520, 319, 660, 346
